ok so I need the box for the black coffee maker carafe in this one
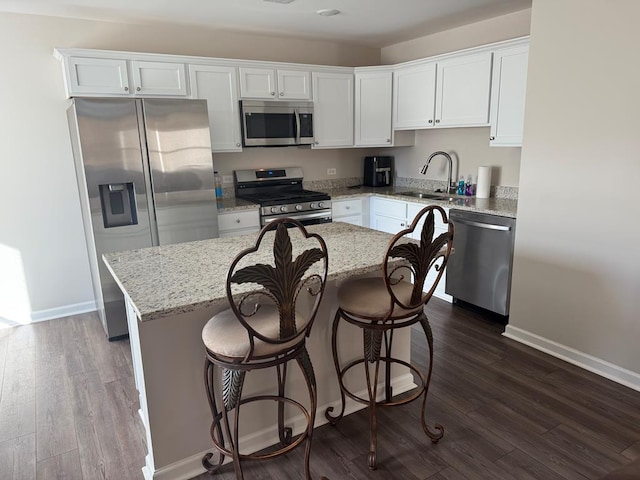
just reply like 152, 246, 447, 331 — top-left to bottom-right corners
363, 156, 393, 187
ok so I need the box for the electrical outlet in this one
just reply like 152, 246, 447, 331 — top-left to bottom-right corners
222, 175, 233, 184
327, 168, 337, 176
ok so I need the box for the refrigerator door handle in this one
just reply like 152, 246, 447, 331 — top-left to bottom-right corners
136, 100, 160, 246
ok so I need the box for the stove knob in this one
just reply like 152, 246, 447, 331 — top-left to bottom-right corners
318, 202, 325, 209
270, 207, 278, 213
310, 202, 316, 209
280, 205, 289, 213
295, 204, 303, 211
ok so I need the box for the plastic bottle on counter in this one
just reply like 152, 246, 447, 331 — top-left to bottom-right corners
457, 176, 465, 195
214, 171, 223, 204
465, 174, 474, 196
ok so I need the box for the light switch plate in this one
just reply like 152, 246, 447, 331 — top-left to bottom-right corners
327, 168, 336, 176
222, 175, 233, 184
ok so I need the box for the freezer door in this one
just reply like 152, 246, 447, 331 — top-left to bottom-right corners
69, 98, 154, 339
140, 99, 218, 245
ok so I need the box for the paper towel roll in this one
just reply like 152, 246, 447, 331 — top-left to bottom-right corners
476, 166, 491, 199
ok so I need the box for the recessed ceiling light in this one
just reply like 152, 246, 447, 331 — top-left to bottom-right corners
316, 8, 340, 16
263, 0, 296, 4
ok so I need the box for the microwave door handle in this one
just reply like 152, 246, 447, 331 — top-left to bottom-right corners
294, 109, 301, 144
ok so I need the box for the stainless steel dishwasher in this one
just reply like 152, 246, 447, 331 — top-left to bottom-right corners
445, 209, 516, 316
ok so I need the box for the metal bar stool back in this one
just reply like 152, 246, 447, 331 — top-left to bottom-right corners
325, 205, 453, 469
202, 218, 329, 479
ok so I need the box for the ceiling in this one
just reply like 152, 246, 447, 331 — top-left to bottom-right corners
0, 0, 532, 48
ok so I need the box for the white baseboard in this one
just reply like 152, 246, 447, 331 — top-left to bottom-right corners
503, 325, 640, 392
147, 373, 417, 480
30, 301, 96, 323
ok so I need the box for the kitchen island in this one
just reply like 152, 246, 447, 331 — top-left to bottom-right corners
103, 222, 417, 480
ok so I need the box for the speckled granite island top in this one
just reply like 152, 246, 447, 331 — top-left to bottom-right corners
103, 222, 397, 322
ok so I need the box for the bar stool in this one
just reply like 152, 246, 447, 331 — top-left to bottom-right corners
325, 205, 453, 469
201, 218, 329, 479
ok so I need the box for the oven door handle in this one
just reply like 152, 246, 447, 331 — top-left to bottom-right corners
294, 108, 301, 144
263, 210, 331, 223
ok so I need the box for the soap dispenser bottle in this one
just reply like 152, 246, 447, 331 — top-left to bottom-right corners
457, 176, 465, 195
214, 171, 223, 203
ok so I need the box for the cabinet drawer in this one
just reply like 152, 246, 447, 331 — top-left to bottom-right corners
332, 198, 362, 217
407, 203, 450, 230
218, 210, 260, 233
371, 197, 407, 219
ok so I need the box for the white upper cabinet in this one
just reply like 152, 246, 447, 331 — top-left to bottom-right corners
277, 69, 311, 99
189, 64, 242, 152
312, 71, 354, 148
130, 61, 187, 96
393, 50, 492, 130
239, 67, 311, 100
393, 62, 436, 129
67, 57, 130, 95
435, 51, 492, 127
489, 44, 529, 147
354, 69, 393, 147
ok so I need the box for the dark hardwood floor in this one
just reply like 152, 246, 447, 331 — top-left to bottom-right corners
1, 299, 639, 479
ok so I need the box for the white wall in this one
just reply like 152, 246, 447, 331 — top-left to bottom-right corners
507, 0, 640, 383
380, 9, 531, 187
0, 12, 379, 322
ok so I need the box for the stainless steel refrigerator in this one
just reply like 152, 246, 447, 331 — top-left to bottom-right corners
67, 98, 219, 339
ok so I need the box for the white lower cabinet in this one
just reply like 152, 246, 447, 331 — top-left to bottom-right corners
218, 210, 260, 238
332, 198, 363, 226
369, 197, 451, 303
406, 203, 452, 302
369, 197, 408, 234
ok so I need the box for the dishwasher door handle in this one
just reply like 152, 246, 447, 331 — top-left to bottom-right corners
453, 218, 512, 231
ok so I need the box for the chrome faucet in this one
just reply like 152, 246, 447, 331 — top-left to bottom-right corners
420, 151, 456, 194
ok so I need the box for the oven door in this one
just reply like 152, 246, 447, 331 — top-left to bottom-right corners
241, 100, 314, 147
262, 210, 332, 227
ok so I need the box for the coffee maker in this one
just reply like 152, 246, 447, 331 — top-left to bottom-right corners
363, 156, 393, 187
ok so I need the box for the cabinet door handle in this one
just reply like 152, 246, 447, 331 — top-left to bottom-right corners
428, 119, 433, 123
124, 86, 129, 92
345, 206, 350, 210
136, 86, 141, 92
236, 142, 241, 147
386, 139, 391, 143
315, 141, 319, 145
490, 136, 495, 140
435, 119, 440, 123
279, 92, 284, 96
271, 91, 275, 96
235, 219, 241, 224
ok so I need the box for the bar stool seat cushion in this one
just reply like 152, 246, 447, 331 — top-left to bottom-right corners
337, 276, 423, 320
202, 304, 305, 359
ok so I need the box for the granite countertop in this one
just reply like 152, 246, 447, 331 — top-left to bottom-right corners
215, 196, 259, 213
217, 186, 517, 218
322, 186, 518, 218
103, 222, 398, 322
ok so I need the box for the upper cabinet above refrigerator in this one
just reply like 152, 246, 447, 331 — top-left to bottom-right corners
61, 56, 188, 97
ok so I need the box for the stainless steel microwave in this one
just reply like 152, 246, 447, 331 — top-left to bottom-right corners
240, 100, 314, 147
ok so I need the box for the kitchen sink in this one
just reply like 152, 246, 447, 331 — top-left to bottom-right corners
397, 192, 446, 200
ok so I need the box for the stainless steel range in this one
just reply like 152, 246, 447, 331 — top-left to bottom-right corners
234, 167, 332, 227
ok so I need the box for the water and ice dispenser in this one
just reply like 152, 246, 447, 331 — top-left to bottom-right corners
99, 182, 138, 228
